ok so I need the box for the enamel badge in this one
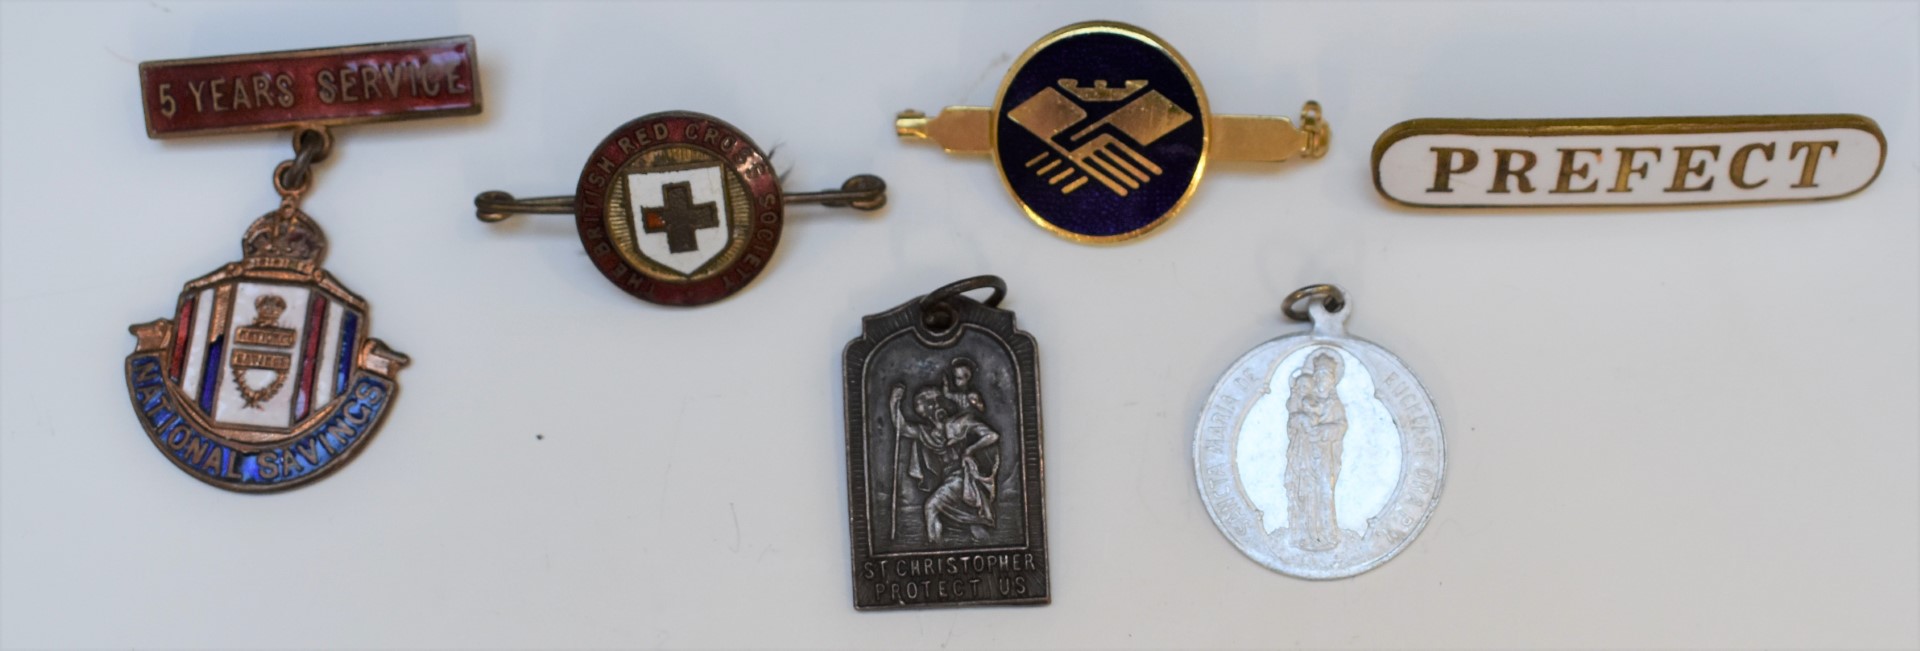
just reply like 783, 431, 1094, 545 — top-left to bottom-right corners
843, 276, 1049, 609
476, 111, 887, 306
129, 37, 476, 491
1194, 285, 1445, 579
1372, 114, 1885, 208
897, 21, 1328, 243
127, 207, 409, 491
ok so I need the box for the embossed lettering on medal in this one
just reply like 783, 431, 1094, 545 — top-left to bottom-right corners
843, 277, 1049, 608
126, 38, 478, 491
898, 21, 1328, 243
128, 212, 408, 491
476, 111, 887, 306
140, 36, 480, 138
1372, 114, 1885, 208
1195, 285, 1444, 579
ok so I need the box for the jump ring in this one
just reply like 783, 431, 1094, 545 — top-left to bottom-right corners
291, 125, 333, 164
920, 275, 1006, 310
272, 160, 308, 197
1282, 283, 1346, 322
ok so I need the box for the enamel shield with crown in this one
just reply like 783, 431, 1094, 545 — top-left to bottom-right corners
125, 208, 408, 492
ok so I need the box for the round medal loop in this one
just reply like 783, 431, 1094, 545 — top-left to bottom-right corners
921, 275, 1006, 309
917, 275, 1006, 334
1282, 283, 1347, 322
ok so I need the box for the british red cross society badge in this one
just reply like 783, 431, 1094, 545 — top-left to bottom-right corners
476, 111, 887, 306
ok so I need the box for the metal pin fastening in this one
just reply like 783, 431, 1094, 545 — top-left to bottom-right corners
475, 174, 887, 222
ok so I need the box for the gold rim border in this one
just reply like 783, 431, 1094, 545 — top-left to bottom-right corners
1368, 114, 1887, 209
989, 21, 1212, 245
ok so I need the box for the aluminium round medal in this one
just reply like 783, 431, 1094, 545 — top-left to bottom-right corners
1193, 285, 1445, 579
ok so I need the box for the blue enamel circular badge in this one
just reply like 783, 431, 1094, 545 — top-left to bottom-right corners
994, 23, 1208, 241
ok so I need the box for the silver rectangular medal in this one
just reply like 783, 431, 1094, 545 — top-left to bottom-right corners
842, 276, 1049, 609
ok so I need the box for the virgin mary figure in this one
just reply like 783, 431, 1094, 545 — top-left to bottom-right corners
1284, 349, 1347, 551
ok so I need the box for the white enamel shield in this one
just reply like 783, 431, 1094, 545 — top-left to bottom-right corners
172, 280, 362, 430
627, 162, 731, 276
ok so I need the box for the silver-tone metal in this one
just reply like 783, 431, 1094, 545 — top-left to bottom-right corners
1194, 286, 1445, 579
842, 276, 1049, 609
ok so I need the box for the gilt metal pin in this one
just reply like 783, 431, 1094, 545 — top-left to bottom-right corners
898, 21, 1329, 243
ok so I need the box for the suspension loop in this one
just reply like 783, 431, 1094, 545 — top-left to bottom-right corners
1282, 283, 1346, 322
922, 275, 1007, 310
273, 126, 334, 204
917, 275, 1007, 332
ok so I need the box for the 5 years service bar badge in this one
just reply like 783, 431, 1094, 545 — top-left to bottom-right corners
898, 21, 1329, 243
127, 37, 481, 492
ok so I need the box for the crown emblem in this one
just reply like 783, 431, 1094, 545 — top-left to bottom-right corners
241, 208, 329, 266
1057, 79, 1147, 102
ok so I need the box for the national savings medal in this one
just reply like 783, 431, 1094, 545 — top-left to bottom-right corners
127, 37, 481, 491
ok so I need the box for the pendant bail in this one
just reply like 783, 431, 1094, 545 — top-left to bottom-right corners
272, 125, 333, 207
1282, 283, 1346, 322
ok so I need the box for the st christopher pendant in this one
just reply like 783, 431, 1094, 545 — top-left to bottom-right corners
1194, 285, 1445, 578
843, 276, 1049, 608
126, 38, 480, 491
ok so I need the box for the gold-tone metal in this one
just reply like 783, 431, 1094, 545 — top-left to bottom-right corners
896, 21, 1329, 244
896, 107, 993, 154
994, 22, 1212, 245
898, 79, 1327, 163
1210, 102, 1329, 162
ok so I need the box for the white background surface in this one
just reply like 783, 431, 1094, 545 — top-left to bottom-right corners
2, 1, 1916, 649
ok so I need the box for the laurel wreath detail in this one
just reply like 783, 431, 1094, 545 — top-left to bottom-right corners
232, 367, 287, 409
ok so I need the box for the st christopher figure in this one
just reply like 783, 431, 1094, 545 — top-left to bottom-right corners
888, 359, 1002, 543
1285, 349, 1348, 551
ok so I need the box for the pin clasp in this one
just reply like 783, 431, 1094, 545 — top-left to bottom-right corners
896, 107, 992, 154
1209, 101, 1330, 163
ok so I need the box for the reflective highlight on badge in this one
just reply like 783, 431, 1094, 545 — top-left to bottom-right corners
995, 24, 1207, 240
